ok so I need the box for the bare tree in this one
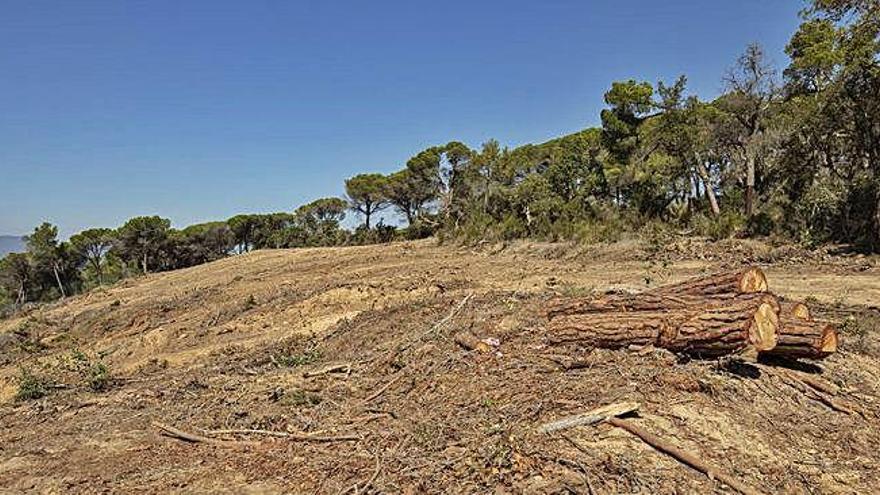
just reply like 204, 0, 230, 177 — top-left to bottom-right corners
721, 43, 778, 217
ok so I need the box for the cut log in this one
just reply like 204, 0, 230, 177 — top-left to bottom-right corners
548, 294, 779, 357
547, 292, 779, 320
763, 317, 838, 360
649, 267, 768, 298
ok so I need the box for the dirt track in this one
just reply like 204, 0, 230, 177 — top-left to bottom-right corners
1, 239, 878, 493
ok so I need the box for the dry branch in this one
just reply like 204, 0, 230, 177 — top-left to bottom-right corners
152, 422, 256, 447
361, 373, 405, 405
758, 365, 862, 416
608, 417, 766, 495
538, 402, 640, 433
202, 428, 359, 442
303, 363, 351, 378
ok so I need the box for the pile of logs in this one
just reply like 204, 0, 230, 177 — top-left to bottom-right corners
546, 267, 838, 360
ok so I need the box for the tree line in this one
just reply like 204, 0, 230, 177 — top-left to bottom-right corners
1, 0, 877, 313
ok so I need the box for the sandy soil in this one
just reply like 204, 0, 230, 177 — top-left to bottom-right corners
0, 238, 878, 494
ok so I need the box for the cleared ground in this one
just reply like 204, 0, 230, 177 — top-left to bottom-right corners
0, 238, 878, 493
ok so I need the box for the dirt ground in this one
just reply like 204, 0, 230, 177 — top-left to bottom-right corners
0, 238, 878, 494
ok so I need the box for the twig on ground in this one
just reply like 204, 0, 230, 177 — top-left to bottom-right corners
361, 373, 405, 405
152, 421, 256, 447
757, 364, 865, 416
202, 428, 360, 442
303, 363, 352, 378
420, 292, 473, 339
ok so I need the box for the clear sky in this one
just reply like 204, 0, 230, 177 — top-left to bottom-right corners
1, 0, 805, 237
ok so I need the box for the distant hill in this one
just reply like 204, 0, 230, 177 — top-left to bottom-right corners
0, 235, 25, 257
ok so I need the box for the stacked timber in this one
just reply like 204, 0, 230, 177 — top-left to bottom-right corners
545, 267, 838, 360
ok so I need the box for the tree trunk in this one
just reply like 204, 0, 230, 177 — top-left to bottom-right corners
142, 252, 149, 274
875, 189, 880, 251
547, 294, 779, 357
695, 159, 720, 216
649, 267, 768, 298
52, 263, 66, 298
745, 154, 755, 218
764, 301, 837, 360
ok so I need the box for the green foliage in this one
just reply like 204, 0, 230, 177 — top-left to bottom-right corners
114, 216, 172, 274
345, 173, 390, 229
295, 197, 347, 246
69, 349, 113, 392
70, 228, 115, 287
15, 367, 50, 401
691, 211, 745, 241
274, 349, 321, 367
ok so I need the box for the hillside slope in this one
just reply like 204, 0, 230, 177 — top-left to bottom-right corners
0, 239, 879, 493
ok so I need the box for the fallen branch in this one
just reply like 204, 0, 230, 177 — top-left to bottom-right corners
419, 292, 474, 341
152, 421, 256, 447
303, 363, 351, 378
202, 428, 360, 443
608, 417, 766, 495
361, 373, 405, 405
538, 402, 640, 434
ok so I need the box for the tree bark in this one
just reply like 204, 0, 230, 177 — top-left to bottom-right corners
547, 294, 779, 357
745, 151, 756, 218
648, 267, 768, 298
875, 189, 880, 251
695, 159, 720, 216
547, 291, 773, 320
52, 262, 66, 298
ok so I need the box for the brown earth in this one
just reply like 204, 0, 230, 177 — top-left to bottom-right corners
0, 238, 879, 494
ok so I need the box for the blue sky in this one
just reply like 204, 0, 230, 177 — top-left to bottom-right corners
1, 0, 804, 237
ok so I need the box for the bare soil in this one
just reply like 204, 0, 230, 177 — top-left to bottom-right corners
1, 238, 878, 494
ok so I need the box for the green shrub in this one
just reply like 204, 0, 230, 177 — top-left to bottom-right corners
15, 367, 50, 401
746, 212, 775, 237
691, 211, 744, 240
69, 349, 113, 392
573, 218, 623, 245
274, 349, 321, 367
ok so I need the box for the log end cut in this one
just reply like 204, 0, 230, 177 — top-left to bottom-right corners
787, 301, 812, 321
739, 267, 769, 294
819, 324, 839, 355
748, 302, 779, 351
